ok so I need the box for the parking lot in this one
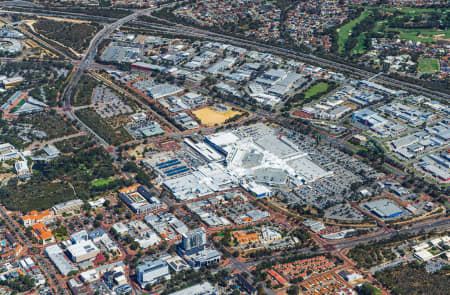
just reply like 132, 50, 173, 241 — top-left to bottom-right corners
324, 203, 366, 221
92, 87, 133, 118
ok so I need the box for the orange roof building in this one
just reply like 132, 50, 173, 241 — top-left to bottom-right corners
118, 184, 141, 194
31, 222, 54, 245
21, 210, 54, 227
267, 269, 288, 285
233, 231, 260, 245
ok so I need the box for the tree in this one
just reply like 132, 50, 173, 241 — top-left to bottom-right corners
135, 170, 152, 187
256, 283, 267, 295
123, 162, 139, 172
0, 275, 34, 292
158, 241, 168, 250
130, 241, 140, 251
287, 285, 299, 295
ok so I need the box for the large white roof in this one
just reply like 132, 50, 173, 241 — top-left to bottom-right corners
207, 132, 240, 146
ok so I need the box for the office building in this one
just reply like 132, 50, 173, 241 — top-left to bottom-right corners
52, 199, 83, 215
71, 230, 89, 244
187, 249, 221, 268
178, 227, 207, 256
136, 260, 171, 288
67, 240, 100, 263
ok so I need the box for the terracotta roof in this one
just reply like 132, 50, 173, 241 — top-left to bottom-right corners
31, 222, 53, 241
119, 184, 140, 193
21, 210, 52, 222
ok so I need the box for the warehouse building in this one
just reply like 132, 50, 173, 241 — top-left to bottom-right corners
146, 84, 184, 99
363, 199, 403, 219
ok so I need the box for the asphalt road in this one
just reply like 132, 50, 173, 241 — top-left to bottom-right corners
332, 217, 450, 249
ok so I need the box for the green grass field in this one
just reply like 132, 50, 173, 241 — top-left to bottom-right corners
388, 28, 450, 43
304, 82, 330, 99
374, 7, 449, 14
418, 57, 439, 73
91, 177, 116, 187
338, 9, 370, 54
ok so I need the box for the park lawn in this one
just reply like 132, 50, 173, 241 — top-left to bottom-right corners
372, 6, 450, 14
388, 28, 450, 43
338, 9, 370, 54
91, 177, 116, 187
418, 57, 439, 73
304, 82, 330, 99
428, 248, 441, 255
